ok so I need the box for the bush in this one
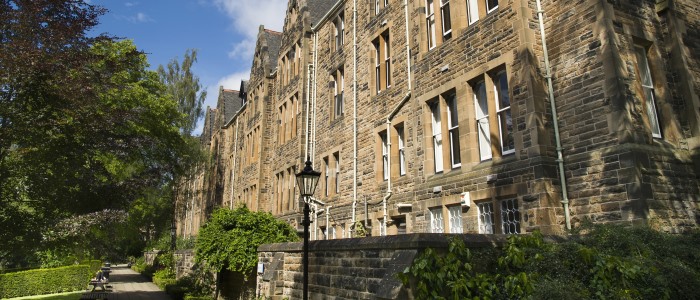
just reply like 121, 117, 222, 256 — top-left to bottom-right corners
0, 263, 93, 298
400, 224, 700, 300
184, 295, 214, 300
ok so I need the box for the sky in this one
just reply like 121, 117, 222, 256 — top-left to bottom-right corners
89, 0, 287, 135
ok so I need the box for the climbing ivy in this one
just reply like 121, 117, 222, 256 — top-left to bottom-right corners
194, 206, 299, 276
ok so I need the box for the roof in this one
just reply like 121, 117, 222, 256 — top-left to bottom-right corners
264, 30, 282, 72
200, 107, 217, 145
220, 88, 244, 124
309, 0, 341, 27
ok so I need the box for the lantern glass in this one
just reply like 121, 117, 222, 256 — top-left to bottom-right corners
296, 158, 321, 198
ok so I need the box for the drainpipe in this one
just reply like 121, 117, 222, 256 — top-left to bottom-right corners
535, 0, 570, 230
352, 0, 358, 230
229, 108, 243, 209
312, 34, 318, 166
380, 0, 414, 236
305, 64, 313, 161
326, 206, 331, 239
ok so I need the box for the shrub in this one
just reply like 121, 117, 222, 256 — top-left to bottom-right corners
0, 263, 93, 298
400, 225, 700, 300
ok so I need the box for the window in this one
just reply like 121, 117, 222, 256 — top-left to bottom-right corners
634, 45, 661, 138
334, 152, 340, 194
426, 0, 437, 49
328, 226, 337, 239
373, 31, 391, 94
430, 101, 444, 173
448, 206, 462, 233
477, 202, 494, 234
397, 126, 406, 176
374, 39, 381, 94
383, 31, 391, 88
472, 68, 514, 161
466, 0, 479, 25
324, 157, 329, 196
494, 72, 514, 154
477, 199, 520, 234
381, 132, 389, 180
429, 207, 444, 233
440, 0, 451, 40
332, 69, 344, 118
501, 198, 520, 234
446, 93, 461, 168
334, 13, 344, 51
375, 0, 380, 15
486, 0, 498, 13
474, 80, 491, 161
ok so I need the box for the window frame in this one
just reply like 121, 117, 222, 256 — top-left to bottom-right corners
381, 132, 389, 180
430, 101, 444, 173
426, 0, 437, 50
494, 71, 514, 155
397, 125, 406, 176
633, 45, 662, 139
440, 0, 452, 40
429, 207, 444, 233
446, 92, 461, 169
448, 205, 463, 233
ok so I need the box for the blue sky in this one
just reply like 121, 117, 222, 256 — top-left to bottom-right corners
90, 0, 287, 135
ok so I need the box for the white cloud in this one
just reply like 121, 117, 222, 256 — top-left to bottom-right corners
125, 2, 138, 7
212, 0, 286, 59
194, 71, 250, 135
132, 12, 153, 23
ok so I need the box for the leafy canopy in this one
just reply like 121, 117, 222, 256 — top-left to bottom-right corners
195, 206, 299, 275
157, 49, 207, 136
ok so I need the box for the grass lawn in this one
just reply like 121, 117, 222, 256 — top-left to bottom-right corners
9, 291, 83, 300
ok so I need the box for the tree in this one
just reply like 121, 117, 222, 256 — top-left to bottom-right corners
195, 206, 299, 274
0, 0, 109, 267
0, 0, 208, 269
157, 49, 207, 136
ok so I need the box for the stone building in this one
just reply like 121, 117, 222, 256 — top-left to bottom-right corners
176, 0, 699, 239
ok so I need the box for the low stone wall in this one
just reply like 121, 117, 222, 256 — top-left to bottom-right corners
144, 250, 162, 266
174, 249, 196, 279
256, 234, 511, 300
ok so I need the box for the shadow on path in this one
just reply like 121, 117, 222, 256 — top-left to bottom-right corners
83, 265, 172, 300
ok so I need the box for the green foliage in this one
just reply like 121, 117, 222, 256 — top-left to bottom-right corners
399, 225, 700, 300
399, 234, 541, 300
352, 221, 367, 238
0, 263, 93, 298
195, 206, 299, 276
157, 49, 207, 136
176, 236, 197, 250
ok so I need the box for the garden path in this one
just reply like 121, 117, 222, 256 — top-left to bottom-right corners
104, 265, 171, 300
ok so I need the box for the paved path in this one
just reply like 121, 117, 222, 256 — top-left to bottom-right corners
86, 265, 171, 300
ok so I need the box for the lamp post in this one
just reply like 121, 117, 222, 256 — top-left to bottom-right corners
296, 157, 321, 300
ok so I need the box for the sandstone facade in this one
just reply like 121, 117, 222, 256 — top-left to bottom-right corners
176, 0, 700, 239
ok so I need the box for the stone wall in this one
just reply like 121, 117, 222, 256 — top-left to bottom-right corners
174, 249, 196, 279
144, 250, 161, 266
256, 234, 510, 300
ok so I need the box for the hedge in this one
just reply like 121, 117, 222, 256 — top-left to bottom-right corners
0, 263, 96, 298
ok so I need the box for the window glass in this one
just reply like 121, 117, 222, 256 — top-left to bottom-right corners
634, 45, 661, 138
448, 206, 462, 233
477, 202, 494, 234
474, 81, 491, 161
500, 199, 520, 234
429, 207, 444, 233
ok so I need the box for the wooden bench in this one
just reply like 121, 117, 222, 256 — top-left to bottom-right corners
80, 291, 109, 299
88, 279, 107, 292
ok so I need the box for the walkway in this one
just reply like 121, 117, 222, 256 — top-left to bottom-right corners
91, 265, 171, 300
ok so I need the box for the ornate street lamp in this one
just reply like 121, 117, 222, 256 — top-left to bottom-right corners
296, 157, 321, 300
